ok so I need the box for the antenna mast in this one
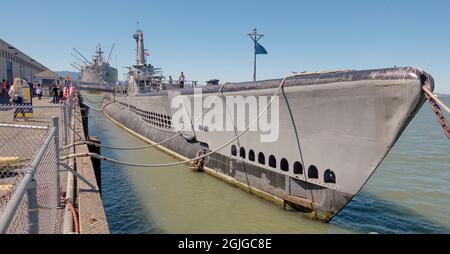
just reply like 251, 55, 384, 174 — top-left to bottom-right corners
107, 43, 115, 64
248, 28, 264, 82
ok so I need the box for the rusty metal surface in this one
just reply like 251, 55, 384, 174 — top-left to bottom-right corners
424, 89, 450, 139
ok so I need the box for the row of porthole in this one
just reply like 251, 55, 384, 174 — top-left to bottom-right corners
122, 102, 173, 129
130, 105, 172, 121
139, 112, 172, 129
231, 145, 336, 184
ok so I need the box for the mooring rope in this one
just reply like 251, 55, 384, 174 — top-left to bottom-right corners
61, 74, 298, 167
63, 82, 228, 151
81, 102, 102, 112
423, 86, 450, 114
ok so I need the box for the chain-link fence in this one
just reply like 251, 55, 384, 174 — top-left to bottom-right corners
0, 91, 80, 234
0, 123, 59, 234
0, 102, 67, 145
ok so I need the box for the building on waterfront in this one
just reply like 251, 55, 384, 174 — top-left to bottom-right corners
35, 69, 60, 85
0, 38, 49, 85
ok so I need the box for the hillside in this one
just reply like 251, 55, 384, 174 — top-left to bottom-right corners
56, 71, 79, 80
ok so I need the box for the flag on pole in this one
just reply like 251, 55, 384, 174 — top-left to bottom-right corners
144, 50, 151, 56
63, 80, 75, 100
255, 42, 268, 55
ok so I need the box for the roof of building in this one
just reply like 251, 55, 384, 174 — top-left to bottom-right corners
35, 70, 59, 79
0, 38, 49, 72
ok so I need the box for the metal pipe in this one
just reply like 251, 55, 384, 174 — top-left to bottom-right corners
62, 102, 76, 234
0, 105, 63, 109
61, 163, 98, 190
0, 123, 48, 130
65, 200, 79, 233
26, 179, 39, 234
52, 117, 61, 208
63, 103, 68, 145
0, 127, 56, 233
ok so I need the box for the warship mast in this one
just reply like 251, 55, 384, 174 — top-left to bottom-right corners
134, 22, 146, 66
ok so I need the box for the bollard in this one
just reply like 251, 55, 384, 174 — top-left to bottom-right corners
27, 179, 39, 234
52, 117, 61, 207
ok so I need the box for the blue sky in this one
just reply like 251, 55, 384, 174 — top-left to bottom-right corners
1, 0, 450, 93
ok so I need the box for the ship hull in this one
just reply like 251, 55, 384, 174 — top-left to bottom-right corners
77, 82, 115, 92
100, 67, 434, 222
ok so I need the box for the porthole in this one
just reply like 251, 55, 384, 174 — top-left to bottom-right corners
324, 169, 336, 184
249, 150, 255, 162
240, 147, 246, 158
258, 153, 265, 165
231, 145, 237, 156
280, 158, 289, 172
308, 165, 318, 179
294, 162, 303, 174
269, 155, 276, 168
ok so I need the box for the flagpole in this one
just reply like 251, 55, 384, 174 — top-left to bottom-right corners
253, 39, 257, 82
249, 28, 264, 82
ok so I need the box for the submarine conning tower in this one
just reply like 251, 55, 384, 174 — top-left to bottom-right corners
133, 29, 146, 66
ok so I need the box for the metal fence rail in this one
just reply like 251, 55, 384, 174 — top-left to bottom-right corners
0, 93, 76, 234
0, 123, 58, 233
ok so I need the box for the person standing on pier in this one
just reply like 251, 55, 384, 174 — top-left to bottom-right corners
178, 72, 185, 88
52, 84, 59, 103
36, 84, 42, 100
1, 80, 6, 96
9, 78, 24, 120
59, 85, 64, 103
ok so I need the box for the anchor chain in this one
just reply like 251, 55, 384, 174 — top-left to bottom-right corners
423, 86, 450, 139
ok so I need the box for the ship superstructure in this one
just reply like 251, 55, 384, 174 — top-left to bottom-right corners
125, 29, 163, 94
74, 44, 118, 91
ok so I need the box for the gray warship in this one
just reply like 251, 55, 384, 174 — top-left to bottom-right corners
74, 44, 118, 92
100, 28, 436, 222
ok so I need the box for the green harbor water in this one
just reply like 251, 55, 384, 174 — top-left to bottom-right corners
83, 92, 449, 234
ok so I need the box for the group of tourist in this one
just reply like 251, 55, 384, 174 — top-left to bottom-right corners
2, 79, 43, 100
6, 77, 72, 120
167, 72, 186, 88
50, 84, 65, 104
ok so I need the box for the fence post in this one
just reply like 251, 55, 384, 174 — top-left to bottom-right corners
26, 179, 39, 234
52, 117, 61, 208
63, 102, 68, 145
